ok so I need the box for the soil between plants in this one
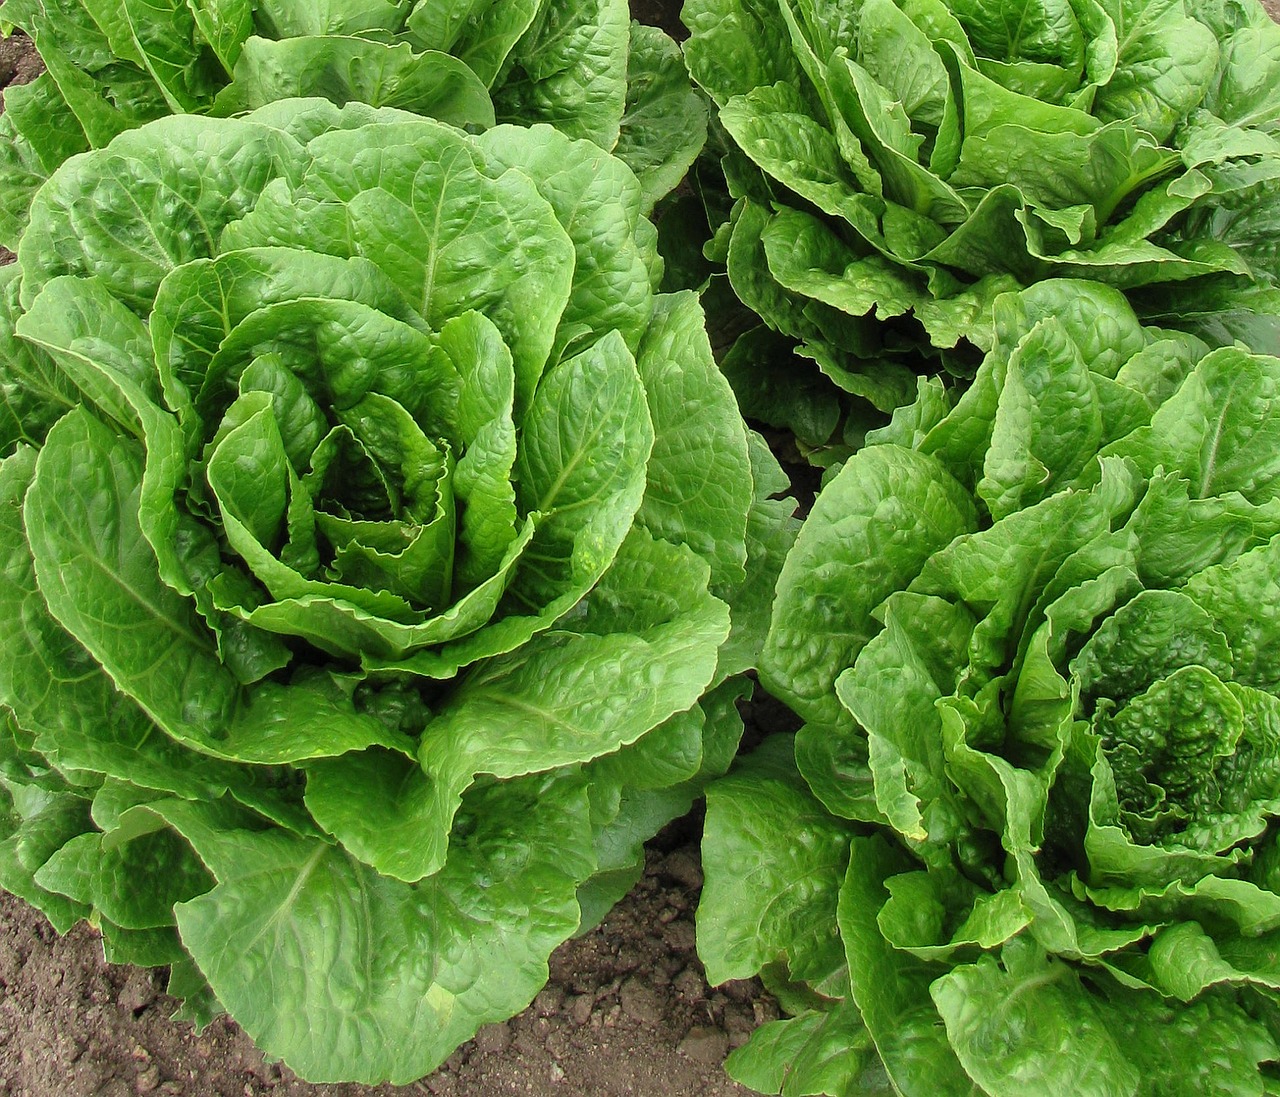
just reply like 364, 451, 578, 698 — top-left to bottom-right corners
0, 823, 773, 1097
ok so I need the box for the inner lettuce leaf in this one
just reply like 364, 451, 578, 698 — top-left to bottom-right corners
702, 277, 1280, 1095
0, 0, 708, 250
0, 100, 793, 1084
683, 0, 1280, 462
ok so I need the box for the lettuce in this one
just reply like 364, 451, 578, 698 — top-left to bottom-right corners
0, 0, 708, 248
684, 0, 1280, 460
701, 277, 1280, 1095
0, 99, 793, 1084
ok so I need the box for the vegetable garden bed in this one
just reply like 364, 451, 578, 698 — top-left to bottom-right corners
3, 0, 1280, 1094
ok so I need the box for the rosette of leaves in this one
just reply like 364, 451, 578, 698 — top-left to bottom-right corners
697, 278, 1280, 1094
0, 0, 707, 248
0, 99, 795, 1083
682, 0, 1280, 462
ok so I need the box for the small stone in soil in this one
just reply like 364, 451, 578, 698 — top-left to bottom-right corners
534, 987, 564, 1016
721, 978, 758, 1003
753, 998, 781, 1025
119, 972, 157, 1014
673, 967, 706, 1002
678, 1025, 730, 1066
724, 1004, 756, 1049
568, 993, 594, 1026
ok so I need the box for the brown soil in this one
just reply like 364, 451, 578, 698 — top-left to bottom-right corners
0, 830, 770, 1097
0, 33, 42, 92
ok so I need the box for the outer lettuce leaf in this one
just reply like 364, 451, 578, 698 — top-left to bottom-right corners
0, 73, 89, 250
128, 778, 595, 1085
725, 999, 895, 1097
614, 23, 710, 215
490, 0, 628, 149
700, 736, 857, 988
761, 445, 977, 729
211, 36, 496, 127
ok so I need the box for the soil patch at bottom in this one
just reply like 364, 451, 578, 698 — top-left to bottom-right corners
0, 830, 771, 1097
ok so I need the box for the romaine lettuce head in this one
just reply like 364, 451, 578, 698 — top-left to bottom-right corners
684, 0, 1280, 460
700, 278, 1280, 1095
0, 0, 707, 248
0, 99, 792, 1084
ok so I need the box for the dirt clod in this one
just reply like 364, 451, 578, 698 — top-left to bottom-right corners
678, 1025, 731, 1066
471, 1022, 512, 1057
119, 973, 158, 1016
619, 976, 665, 1027
660, 850, 704, 891
663, 918, 698, 953
567, 993, 594, 1027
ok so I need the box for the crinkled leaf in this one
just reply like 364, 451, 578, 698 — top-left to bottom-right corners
700, 737, 857, 987
763, 445, 977, 728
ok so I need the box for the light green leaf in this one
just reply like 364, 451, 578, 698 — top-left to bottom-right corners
837, 591, 975, 842
436, 310, 519, 592
0, 447, 243, 802
404, 0, 540, 87
228, 120, 574, 414
215, 35, 495, 128
633, 291, 753, 593
139, 776, 595, 1084
763, 444, 977, 729
614, 24, 710, 213
414, 530, 729, 879
26, 409, 239, 740
189, 0, 253, 72
0, 73, 89, 250
25, 409, 406, 764
1093, 0, 1219, 142
726, 1001, 895, 1097
475, 122, 656, 361
1186, 533, 1280, 693
978, 316, 1105, 519
510, 329, 653, 606
682, 0, 803, 106
35, 825, 213, 930
700, 736, 857, 987
839, 834, 979, 1096
0, 267, 78, 454
0, 769, 93, 933
252, 0, 409, 36
112, 0, 222, 112
490, 0, 629, 150
19, 115, 304, 312
932, 953, 1140, 1097
1102, 346, 1280, 503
